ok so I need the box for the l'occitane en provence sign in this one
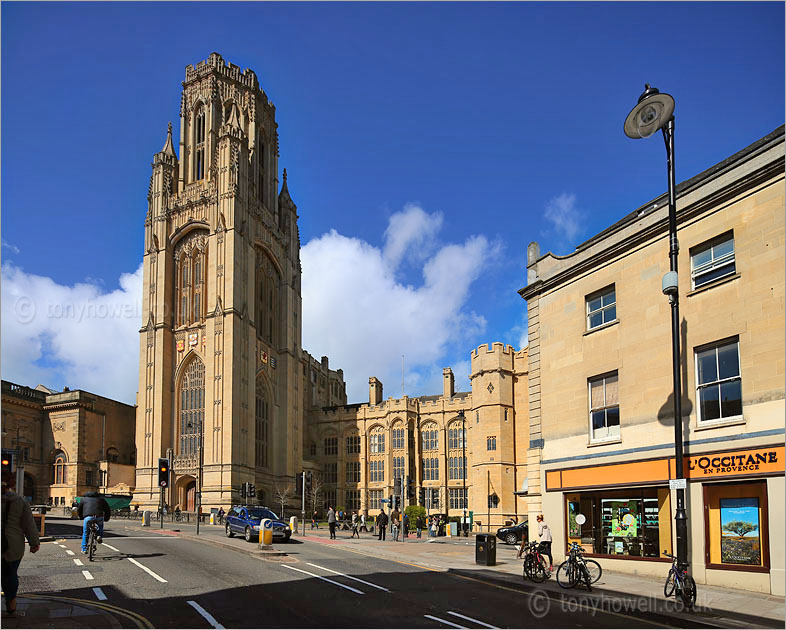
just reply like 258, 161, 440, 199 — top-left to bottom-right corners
686, 446, 784, 478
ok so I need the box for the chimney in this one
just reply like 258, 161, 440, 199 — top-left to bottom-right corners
443, 368, 455, 399
369, 377, 383, 405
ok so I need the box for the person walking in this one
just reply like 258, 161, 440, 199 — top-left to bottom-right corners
218, 507, 225, 524
350, 512, 360, 538
327, 505, 337, 539
312, 510, 318, 529
377, 508, 388, 541
416, 514, 424, 538
2, 480, 41, 617
391, 507, 400, 541
536, 514, 554, 571
77, 490, 111, 552
360, 513, 367, 532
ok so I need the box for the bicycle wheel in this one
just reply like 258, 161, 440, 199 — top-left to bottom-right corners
580, 563, 592, 591
664, 571, 676, 597
556, 561, 578, 589
88, 529, 96, 561
530, 556, 547, 583
680, 575, 696, 609
584, 559, 602, 583
523, 555, 535, 581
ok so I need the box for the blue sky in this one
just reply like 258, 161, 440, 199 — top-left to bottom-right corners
2, 2, 783, 404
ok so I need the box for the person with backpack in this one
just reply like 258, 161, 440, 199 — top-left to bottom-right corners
77, 490, 111, 553
2, 480, 40, 617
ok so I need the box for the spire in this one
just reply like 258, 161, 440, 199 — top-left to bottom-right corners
278, 167, 295, 208
281, 168, 288, 194
161, 122, 176, 158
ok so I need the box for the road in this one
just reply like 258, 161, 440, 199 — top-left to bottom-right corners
19, 516, 691, 628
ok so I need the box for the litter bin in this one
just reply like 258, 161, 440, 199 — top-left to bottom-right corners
475, 533, 496, 566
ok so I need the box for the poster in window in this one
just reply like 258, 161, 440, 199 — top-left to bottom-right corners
720, 498, 760, 565
611, 501, 638, 538
568, 501, 581, 537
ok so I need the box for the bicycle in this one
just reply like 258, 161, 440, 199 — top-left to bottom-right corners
86, 519, 100, 562
520, 541, 551, 583
556, 542, 602, 591
663, 551, 696, 609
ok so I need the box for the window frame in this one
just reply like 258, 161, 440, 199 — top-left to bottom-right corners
588, 371, 620, 443
586, 285, 617, 331
690, 232, 736, 290
695, 338, 743, 424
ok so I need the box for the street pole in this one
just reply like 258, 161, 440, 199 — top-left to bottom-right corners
624, 85, 687, 569
461, 410, 467, 537
196, 427, 204, 535
301, 471, 306, 536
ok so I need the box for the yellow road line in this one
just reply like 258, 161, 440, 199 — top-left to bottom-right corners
23, 593, 154, 628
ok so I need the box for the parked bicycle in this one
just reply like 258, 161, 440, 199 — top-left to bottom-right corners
519, 541, 551, 583
85, 519, 100, 562
556, 542, 602, 591
663, 551, 696, 608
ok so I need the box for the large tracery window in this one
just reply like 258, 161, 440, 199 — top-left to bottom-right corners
175, 234, 208, 328
255, 381, 269, 468
194, 105, 206, 180
179, 357, 205, 456
255, 251, 281, 345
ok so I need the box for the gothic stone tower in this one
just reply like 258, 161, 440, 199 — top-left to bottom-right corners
134, 53, 303, 510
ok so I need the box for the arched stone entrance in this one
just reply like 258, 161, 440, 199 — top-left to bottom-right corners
174, 475, 197, 512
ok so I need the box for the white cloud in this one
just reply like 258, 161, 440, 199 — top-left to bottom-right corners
2, 240, 20, 255
302, 205, 499, 403
543, 193, 583, 253
1, 263, 143, 404
383, 203, 443, 269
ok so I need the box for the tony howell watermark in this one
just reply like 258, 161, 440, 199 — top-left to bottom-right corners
12, 296, 144, 324
526, 588, 705, 619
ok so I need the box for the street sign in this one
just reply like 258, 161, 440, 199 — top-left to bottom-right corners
669, 478, 687, 490
380, 498, 389, 503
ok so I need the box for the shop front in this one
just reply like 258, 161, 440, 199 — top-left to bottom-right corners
544, 444, 784, 594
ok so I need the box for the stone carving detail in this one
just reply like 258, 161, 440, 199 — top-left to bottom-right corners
53, 421, 66, 432
173, 230, 208, 260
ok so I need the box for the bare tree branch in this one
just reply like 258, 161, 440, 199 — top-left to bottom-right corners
274, 483, 294, 518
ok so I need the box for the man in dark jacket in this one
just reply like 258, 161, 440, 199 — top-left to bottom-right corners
77, 491, 111, 553
377, 508, 388, 541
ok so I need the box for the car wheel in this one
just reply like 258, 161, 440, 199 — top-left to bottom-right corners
505, 533, 518, 545
245, 526, 253, 542
225, 523, 234, 538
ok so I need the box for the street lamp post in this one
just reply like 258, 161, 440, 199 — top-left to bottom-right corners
624, 84, 688, 569
458, 410, 467, 537
188, 421, 205, 535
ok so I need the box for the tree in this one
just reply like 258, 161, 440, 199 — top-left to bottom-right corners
273, 483, 293, 518
722, 520, 758, 539
308, 473, 324, 517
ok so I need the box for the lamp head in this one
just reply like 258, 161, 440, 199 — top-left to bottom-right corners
624, 84, 675, 139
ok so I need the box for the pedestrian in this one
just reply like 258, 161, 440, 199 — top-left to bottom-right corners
391, 507, 400, 541
327, 505, 337, 539
402, 512, 409, 538
416, 515, 423, 538
218, 507, 225, 524
536, 514, 554, 572
2, 479, 41, 617
377, 508, 388, 541
360, 513, 367, 532
351, 512, 360, 538
311, 510, 318, 529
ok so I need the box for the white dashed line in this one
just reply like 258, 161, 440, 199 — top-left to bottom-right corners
447, 611, 499, 628
102, 543, 120, 552
66, 550, 75, 556
282, 564, 364, 594
58, 544, 67, 549
127, 557, 168, 583
187, 601, 225, 629
82, 570, 94, 580
93, 587, 107, 600
73, 559, 84, 566
306, 563, 390, 592
425, 614, 467, 628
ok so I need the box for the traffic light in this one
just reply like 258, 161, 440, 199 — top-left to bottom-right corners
296, 472, 303, 492
158, 458, 169, 488
394, 496, 400, 510
388, 495, 393, 508
248, 483, 256, 498
418, 487, 425, 506
305, 471, 312, 493
406, 475, 414, 499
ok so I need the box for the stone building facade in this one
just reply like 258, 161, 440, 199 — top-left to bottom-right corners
304, 343, 530, 530
520, 126, 784, 594
1, 381, 136, 505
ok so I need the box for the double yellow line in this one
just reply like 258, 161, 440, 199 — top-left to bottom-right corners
23, 593, 154, 628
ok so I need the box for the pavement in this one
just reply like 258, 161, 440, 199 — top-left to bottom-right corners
4, 516, 784, 628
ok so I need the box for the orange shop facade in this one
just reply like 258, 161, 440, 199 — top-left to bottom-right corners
541, 441, 785, 595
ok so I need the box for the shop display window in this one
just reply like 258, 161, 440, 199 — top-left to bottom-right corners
566, 488, 671, 559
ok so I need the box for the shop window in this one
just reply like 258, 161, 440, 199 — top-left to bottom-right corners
588, 372, 620, 442
696, 339, 742, 423
586, 285, 616, 330
691, 233, 735, 289
565, 488, 671, 559
704, 481, 769, 571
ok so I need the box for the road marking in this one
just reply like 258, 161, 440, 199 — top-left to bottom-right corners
66, 550, 75, 556
74, 558, 84, 566
306, 563, 390, 592
58, 544, 68, 549
93, 587, 107, 600
113, 536, 183, 540
23, 593, 153, 629
424, 614, 467, 628
282, 564, 364, 594
102, 543, 121, 552
128, 557, 168, 583
82, 570, 94, 580
447, 611, 499, 628
187, 601, 225, 629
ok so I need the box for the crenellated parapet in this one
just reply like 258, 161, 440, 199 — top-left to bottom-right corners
470, 342, 518, 380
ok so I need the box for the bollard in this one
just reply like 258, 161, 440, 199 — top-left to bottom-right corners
446, 522, 452, 537
209, 513, 215, 525
142, 510, 151, 527
290, 516, 298, 534
260, 518, 274, 546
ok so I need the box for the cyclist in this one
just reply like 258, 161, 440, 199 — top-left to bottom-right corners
536, 514, 553, 572
77, 491, 111, 553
